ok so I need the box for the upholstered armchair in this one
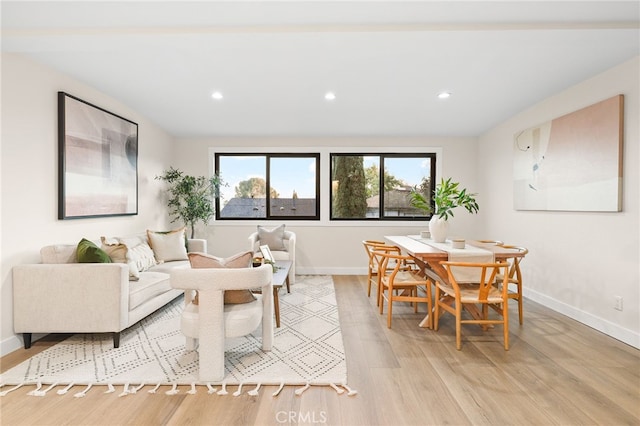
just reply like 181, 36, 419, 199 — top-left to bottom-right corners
248, 226, 296, 284
170, 264, 274, 382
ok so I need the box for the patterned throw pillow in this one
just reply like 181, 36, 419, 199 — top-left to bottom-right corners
187, 251, 256, 304
77, 238, 112, 263
147, 227, 188, 262
257, 224, 286, 251
101, 236, 156, 281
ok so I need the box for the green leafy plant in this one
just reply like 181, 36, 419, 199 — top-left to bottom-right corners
156, 167, 226, 238
409, 177, 479, 221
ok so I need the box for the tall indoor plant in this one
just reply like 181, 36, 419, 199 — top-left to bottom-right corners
156, 167, 225, 238
409, 177, 479, 242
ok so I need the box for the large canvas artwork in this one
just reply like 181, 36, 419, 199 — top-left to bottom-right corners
58, 92, 138, 219
513, 94, 623, 212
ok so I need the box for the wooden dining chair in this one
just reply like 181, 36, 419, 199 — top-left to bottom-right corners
375, 250, 433, 329
362, 240, 388, 299
434, 261, 511, 350
497, 245, 528, 325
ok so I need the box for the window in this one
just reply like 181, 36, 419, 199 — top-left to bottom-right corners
330, 153, 435, 220
215, 153, 320, 220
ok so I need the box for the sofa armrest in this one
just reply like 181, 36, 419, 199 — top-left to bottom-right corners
187, 238, 207, 253
12, 263, 129, 333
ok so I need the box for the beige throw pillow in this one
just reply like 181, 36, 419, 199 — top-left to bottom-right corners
188, 251, 256, 304
147, 228, 188, 262
257, 224, 286, 251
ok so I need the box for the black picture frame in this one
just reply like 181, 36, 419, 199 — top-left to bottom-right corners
58, 92, 138, 219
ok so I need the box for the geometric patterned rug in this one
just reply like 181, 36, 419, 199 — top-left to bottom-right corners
0, 276, 356, 398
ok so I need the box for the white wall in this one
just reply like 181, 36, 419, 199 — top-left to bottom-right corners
478, 56, 640, 348
170, 136, 481, 273
0, 54, 175, 355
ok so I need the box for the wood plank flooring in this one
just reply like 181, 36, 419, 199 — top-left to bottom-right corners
1, 275, 639, 425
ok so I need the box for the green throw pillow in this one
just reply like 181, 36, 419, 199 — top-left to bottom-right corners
77, 238, 112, 263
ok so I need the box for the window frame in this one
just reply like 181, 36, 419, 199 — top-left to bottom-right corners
329, 152, 436, 221
214, 152, 321, 221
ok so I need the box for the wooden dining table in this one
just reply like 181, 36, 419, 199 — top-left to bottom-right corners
384, 235, 527, 328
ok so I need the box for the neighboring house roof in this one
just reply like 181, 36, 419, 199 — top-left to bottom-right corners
220, 197, 316, 218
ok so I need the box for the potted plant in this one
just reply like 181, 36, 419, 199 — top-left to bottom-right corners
409, 177, 479, 242
156, 167, 226, 238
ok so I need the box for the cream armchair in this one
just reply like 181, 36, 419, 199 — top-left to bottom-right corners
249, 229, 296, 284
170, 264, 274, 382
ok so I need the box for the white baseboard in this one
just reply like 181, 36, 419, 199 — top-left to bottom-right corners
1, 335, 24, 358
524, 288, 639, 349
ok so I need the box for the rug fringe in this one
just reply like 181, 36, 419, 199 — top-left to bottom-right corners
248, 383, 261, 396
294, 382, 310, 396
187, 383, 197, 395
148, 383, 161, 394
74, 384, 92, 398
0, 383, 24, 396
57, 382, 74, 395
272, 379, 285, 397
26, 380, 43, 396
165, 383, 179, 395
217, 382, 228, 395
0, 381, 358, 398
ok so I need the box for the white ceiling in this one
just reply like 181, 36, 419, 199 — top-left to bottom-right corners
2, 1, 639, 138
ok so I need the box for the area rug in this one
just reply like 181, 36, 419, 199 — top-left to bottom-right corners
0, 275, 356, 398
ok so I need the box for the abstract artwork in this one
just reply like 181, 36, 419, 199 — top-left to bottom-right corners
513, 94, 623, 212
58, 92, 138, 219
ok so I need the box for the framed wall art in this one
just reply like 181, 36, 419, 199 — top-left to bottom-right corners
58, 92, 138, 219
513, 94, 623, 212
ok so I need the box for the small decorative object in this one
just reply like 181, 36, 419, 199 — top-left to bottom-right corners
58, 92, 138, 219
451, 238, 466, 249
156, 167, 226, 238
409, 177, 479, 243
259, 245, 278, 272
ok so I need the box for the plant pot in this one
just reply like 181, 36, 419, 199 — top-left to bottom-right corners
429, 216, 449, 243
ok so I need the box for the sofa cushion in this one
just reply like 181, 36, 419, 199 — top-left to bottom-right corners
77, 238, 112, 263
129, 271, 173, 311
149, 260, 190, 274
41, 244, 78, 264
187, 251, 256, 304
257, 224, 286, 251
147, 228, 188, 262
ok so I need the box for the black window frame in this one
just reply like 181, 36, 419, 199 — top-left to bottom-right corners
330, 152, 436, 221
214, 152, 321, 221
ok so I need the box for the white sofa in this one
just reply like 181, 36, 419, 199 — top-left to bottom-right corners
12, 235, 206, 349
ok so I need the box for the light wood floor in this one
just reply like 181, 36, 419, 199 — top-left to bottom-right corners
2, 275, 639, 425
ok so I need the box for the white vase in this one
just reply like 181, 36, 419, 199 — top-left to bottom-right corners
429, 216, 449, 243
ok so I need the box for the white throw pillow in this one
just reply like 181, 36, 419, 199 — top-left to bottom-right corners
147, 228, 189, 263
101, 236, 157, 280
257, 224, 286, 251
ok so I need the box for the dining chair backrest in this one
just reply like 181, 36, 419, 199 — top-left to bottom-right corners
441, 261, 510, 302
497, 245, 528, 324
436, 260, 512, 350
362, 240, 400, 297
374, 249, 432, 329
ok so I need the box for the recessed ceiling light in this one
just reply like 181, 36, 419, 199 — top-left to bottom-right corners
437, 91, 451, 99
211, 91, 223, 100
324, 92, 336, 101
